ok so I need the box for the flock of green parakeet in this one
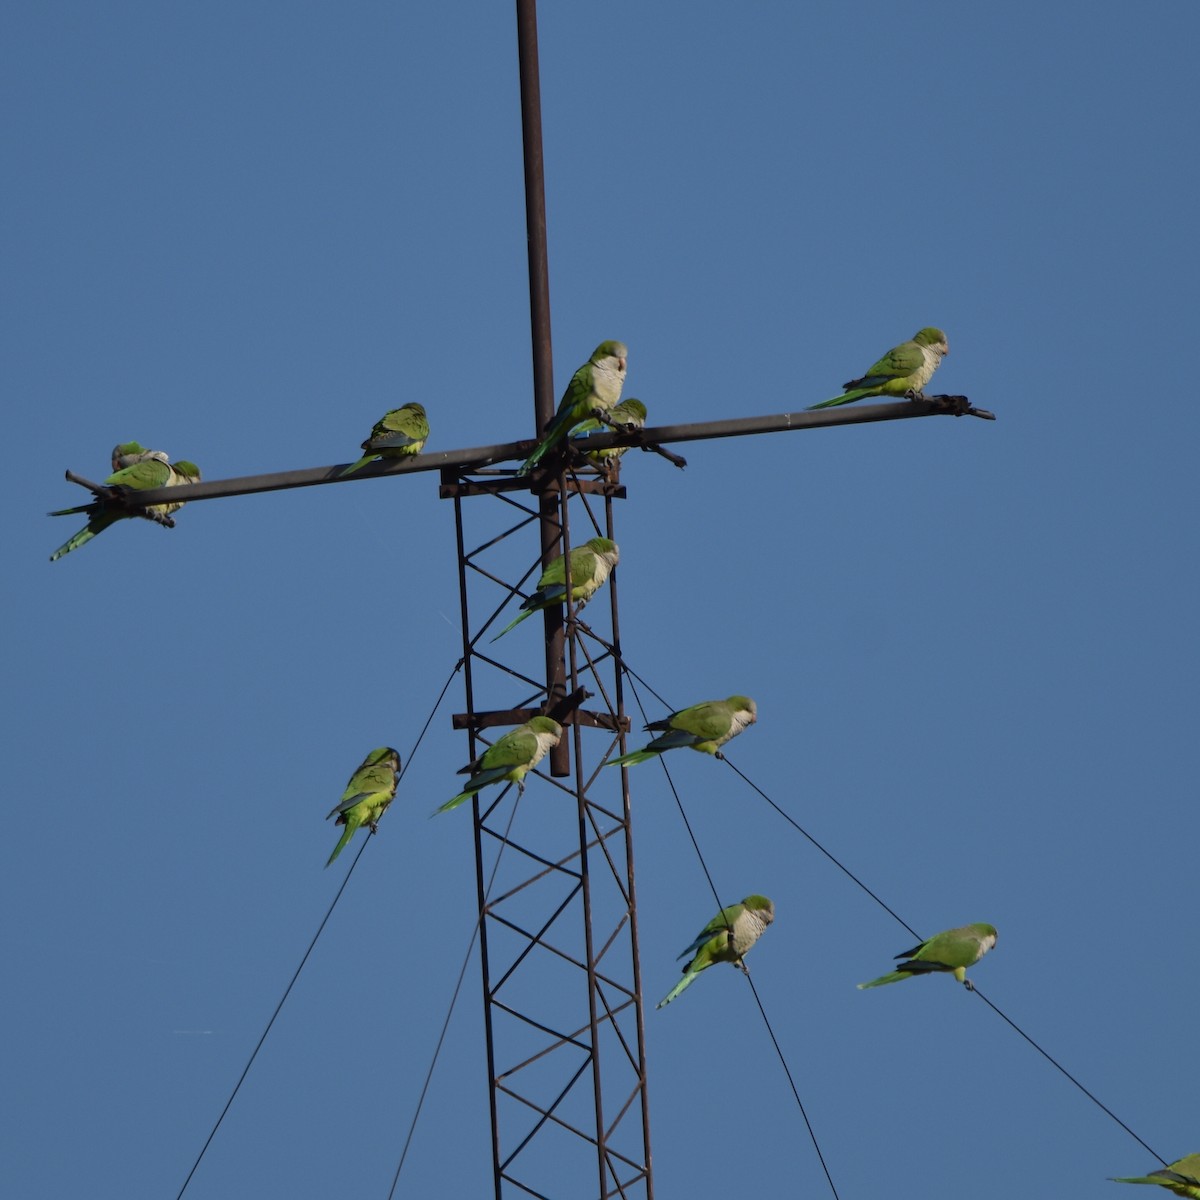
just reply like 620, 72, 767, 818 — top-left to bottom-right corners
49, 332, 1192, 1192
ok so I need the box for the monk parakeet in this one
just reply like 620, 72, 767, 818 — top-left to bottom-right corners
340, 403, 429, 477
609, 696, 757, 767
49, 455, 201, 561
517, 340, 628, 475
325, 747, 401, 867
809, 327, 949, 409
1112, 1155, 1200, 1197
857, 923, 997, 990
572, 398, 648, 469
658, 894, 775, 1008
492, 537, 620, 640
436, 716, 563, 814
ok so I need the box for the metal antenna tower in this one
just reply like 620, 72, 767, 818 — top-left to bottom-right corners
60, 2, 991, 1194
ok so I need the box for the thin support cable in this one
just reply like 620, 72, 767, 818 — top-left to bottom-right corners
725, 755, 1165, 1160
622, 672, 727, 919
173, 658, 464, 1199
742, 971, 841, 1200
386, 796, 524, 1198
622, 675, 840, 1198
721, 757, 921, 941
969, 987, 1167, 1166
173, 836, 368, 1200
618, 653, 1167, 1164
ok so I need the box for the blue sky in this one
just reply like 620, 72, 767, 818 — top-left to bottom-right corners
6, 3, 1198, 1197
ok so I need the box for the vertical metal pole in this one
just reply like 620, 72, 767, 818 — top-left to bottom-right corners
606, 496, 655, 1197
452, 493, 505, 1200
515, 0, 570, 776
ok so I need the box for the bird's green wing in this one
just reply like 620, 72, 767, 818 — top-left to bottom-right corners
668, 701, 734, 740
915, 927, 980, 968
861, 340, 923, 380
557, 360, 597, 421
480, 728, 537, 769
107, 458, 174, 490
340, 762, 398, 801
680, 904, 744, 955
536, 553, 569, 589
367, 403, 429, 449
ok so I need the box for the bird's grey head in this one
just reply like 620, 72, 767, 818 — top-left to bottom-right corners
742, 895, 775, 924
729, 696, 757, 724
528, 716, 564, 740
592, 340, 628, 372
585, 537, 619, 566
914, 327, 949, 356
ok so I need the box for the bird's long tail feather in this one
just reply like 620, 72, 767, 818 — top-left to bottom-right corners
517, 408, 575, 476
856, 970, 911, 990
656, 969, 699, 1009
325, 818, 359, 867
49, 525, 100, 561
807, 387, 877, 411
608, 747, 658, 767
491, 608, 532, 642
434, 789, 474, 816
338, 455, 376, 478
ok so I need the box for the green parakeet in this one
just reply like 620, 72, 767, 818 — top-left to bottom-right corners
436, 716, 563, 814
517, 341, 628, 475
657, 894, 775, 1008
857, 922, 997, 990
809, 327, 949, 409
49, 455, 201, 561
492, 537, 620, 640
325, 747, 401, 867
340, 402, 429, 477
609, 696, 757, 767
572, 398, 648, 469
1112, 1155, 1200, 1197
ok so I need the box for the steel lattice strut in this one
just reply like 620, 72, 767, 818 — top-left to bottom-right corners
443, 460, 652, 1199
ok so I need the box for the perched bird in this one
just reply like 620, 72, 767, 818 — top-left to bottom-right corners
658, 894, 775, 1008
809, 327, 949, 409
572, 397, 648, 470
436, 716, 563, 814
492, 537, 620, 640
340, 403, 429, 477
325, 747, 401, 867
609, 696, 757, 767
1112, 1154, 1200, 1197
857, 923, 997, 991
49, 455, 201, 561
517, 341, 628, 475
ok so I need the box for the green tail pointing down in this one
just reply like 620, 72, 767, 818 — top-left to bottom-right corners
436, 716, 563, 814
325, 747, 401, 867
492, 538, 620, 640
658, 894, 775, 1008
340, 403, 429, 477
517, 341, 627, 476
49, 454, 201, 561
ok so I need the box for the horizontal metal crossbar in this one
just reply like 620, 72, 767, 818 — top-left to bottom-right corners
59, 395, 990, 509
